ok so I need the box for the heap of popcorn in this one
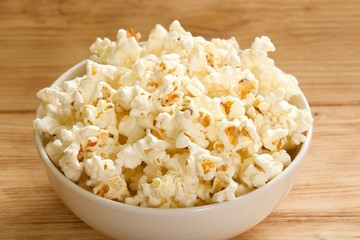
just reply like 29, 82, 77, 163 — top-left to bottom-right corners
33, 21, 312, 208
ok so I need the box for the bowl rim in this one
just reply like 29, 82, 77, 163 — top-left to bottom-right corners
34, 60, 313, 215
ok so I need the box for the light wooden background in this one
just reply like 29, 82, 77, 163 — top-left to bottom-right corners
1, 0, 359, 239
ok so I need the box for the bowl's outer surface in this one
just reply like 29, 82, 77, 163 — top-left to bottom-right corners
34, 60, 313, 240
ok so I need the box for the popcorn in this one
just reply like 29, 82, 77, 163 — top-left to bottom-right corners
184, 77, 206, 97
262, 128, 289, 152
195, 151, 222, 181
241, 154, 283, 188
85, 155, 122, 186
90, 29, 141, 67
44, 139, 64, 166
218, 117, 261, 153
81, 100, 117, 129
212, 177, 239, 203
93, 175, 130, 201
33, 20, 312, 208
118, 115, 146, 143
141, 173, 177, 207
188, 45, 208, 73
59, 143, 83, 181
146, 24, 168, 56
220, 96, 245, 120
116, 131, 167, 169
33, 116, 62, 136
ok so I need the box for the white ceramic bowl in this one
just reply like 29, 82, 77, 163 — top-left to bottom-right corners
34, 60, 313, 240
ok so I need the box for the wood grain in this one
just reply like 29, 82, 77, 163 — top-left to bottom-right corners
0, 0, 359, 239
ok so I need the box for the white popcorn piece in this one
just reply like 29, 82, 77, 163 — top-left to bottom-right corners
193, 96, 225, 120
94, 81, 116, 102
44, 140, 64, 166
178, 113, 209, 149
158, 74, 182, 98
86, 60, 119, 81
155, 53, 187, 77
196, 108, 214, 129
290, 109, 312, 145
59, 143, 83, 181
272, 150, 291, 168
129, 92, 152, 118
253, 66, 301, 101
85, 155, 122, 186
185, 77, 206, 97
175, 132, 192, 149
218, 117, 260, 153
154, 112, 178, 141
116, 131, 167, 169
114, 85, 150, 111
90, 29, 142, 68
262, 127, 289, 152
118, 115, 146, 143
33, 116, 62, 136
220, 96, 245, 120
81, 100, 116, 129
146, 24, 168, 56
93, 175, 130, 201
212, 177, 239, 203
211, 37, 241, 68
241, 154, 283, 188
151, 74, 184, 111
164, 20, 194, 55
188, 45, 208, 73
141, 173, 177, 207
197, 154, 222, 181
37, 88, 71, 107
89, 37, 114, 64
187, 143, 222, 181
240, 36, 275, 70
132, 55, 159, 91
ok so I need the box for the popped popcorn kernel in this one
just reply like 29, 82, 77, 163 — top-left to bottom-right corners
33, 20, 312, 208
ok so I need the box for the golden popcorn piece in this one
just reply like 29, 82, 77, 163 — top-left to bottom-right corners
216, 164, 229, 173
91, 66, 97, 76
238, 78, 255, 99
201, 159, 216, 174
100, 152, 107, 158
224, 126, 241, 146
221, 101, 233, 115
86, 139, 97, 147
212, 175, 229, 192
147, 81, 159, 88
197, 112, 211, 128
126, 28, 142, 42
224, 126, 250, 146
160, 92, 181, 107
213, 141, 225, 153
96, 184, 110, 197
272, 138, 286, 151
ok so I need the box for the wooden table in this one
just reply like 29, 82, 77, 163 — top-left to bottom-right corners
1, 0, 359, 239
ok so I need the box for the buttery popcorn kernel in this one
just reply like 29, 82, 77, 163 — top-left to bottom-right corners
33, 20, 312, 208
